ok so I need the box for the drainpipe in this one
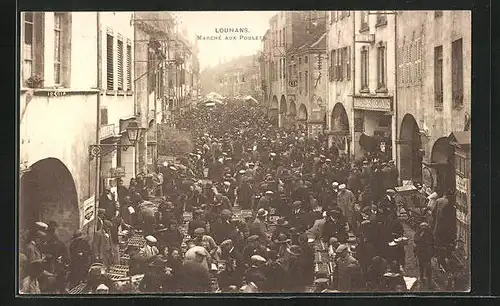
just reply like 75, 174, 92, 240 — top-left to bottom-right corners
93, 11, 102, 237
393, 12, 399, 173
351, 11, 355, 161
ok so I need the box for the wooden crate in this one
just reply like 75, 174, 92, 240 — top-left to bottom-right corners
68, 283, 87, 294
108, 265, 129, 277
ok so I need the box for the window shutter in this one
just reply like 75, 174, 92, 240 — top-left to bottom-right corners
347, 46, 351, 80
117, 39, 123, 90
106, 33, 114, 90
127, 43, 132, 90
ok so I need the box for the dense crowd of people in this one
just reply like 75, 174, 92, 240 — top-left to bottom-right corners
19, 101, 468, 294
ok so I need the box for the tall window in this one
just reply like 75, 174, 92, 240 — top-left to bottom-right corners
305, 56, 308, 64
279, 29, 282, 47
360, 47, 369, 90
106, 33, 114, 90
278, 59, 283, 80
126, 43, 132, 90
337, 49, 343, 81
53, 13, 62, 85
117, 38, 124, 90
376, 11, 387, 26
305, 70, 308, 94
299, 57, 302, 65
23, 13, 34, 82
282, 28, 285, 46
377, 43, 386, 89
299, 71, 302, 94
360, 11, 369, 31
434, 45, 443, 108
346, 46, 351, 80
452, 38, 464, 108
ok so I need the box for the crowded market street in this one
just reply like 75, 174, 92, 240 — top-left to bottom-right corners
18, 10, 471, 295
19, 101, 466, 294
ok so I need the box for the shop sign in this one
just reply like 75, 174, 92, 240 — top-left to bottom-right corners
81, 195, 95, 228
110, 167, 126, 178
456, 175, 469, 194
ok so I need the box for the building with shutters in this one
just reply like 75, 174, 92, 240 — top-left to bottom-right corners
19, 12, 137, 243
326, 11, 354, 156
395, 11, 471, 253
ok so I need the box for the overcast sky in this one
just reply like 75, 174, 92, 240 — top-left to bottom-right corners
176, 11, 278, 69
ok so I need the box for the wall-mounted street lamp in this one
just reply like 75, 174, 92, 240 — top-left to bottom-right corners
88, 118, 144, 160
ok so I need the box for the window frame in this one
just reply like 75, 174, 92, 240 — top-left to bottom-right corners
360, 47, 369, 91
452, 38, 464, 109
126, 41, 132, 91
23, 12, 35, 83
106, 31, 114, 91
53, 12, 63, 85
305, 70, 308, 94
117, 36, 124, 90
360, 11, 369, 32
377, 42, 387, 90
434, 45, 444, 108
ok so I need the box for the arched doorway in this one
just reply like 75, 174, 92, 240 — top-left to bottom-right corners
288, 101, 297, 130
431, 137, 455, 195
298, 103, 308, 131
269, 95, 279, 126
331, 102, 350, 155
279, 95, 287, 128
399, 114, 423, 183
19, 158, 79, 243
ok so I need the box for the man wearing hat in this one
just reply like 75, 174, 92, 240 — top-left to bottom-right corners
181, 249, 212, 292
188, 209, 208, 237
66, 230, 92, 285
139, 235, 160, 261
334, 244, 365, 291
213, 209, 240, 245
255, 190, 273, 211
276, 245, 306, 292
244, 255, 268, 292
322, 209, 349, 244
41, 221, 67, 274
220, 180, 236, 207
271, 233, 292, 259
24, 224, 46, 263
378, 189, 397, 213
337, 184, 356, 231
192, 227, 218, 255
272, 217, 290, 241
219, 239, 245, 289
92, 220, 114, 267
237, 173, 254, 210
414, 222, 435, 289
242, 235, 269, 265
387, 160, 399, 188
249, 208, 269, 243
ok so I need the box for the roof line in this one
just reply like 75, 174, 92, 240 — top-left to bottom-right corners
310, 32, 327, 48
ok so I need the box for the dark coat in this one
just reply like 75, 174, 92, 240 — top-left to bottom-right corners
180, 261, 211, 292
212, 220, 237, 244
414, 228, 434, 261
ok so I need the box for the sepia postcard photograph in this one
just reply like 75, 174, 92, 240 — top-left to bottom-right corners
18, 10, 472, 295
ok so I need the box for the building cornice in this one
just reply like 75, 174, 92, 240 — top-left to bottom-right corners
20, 88, 101, 96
